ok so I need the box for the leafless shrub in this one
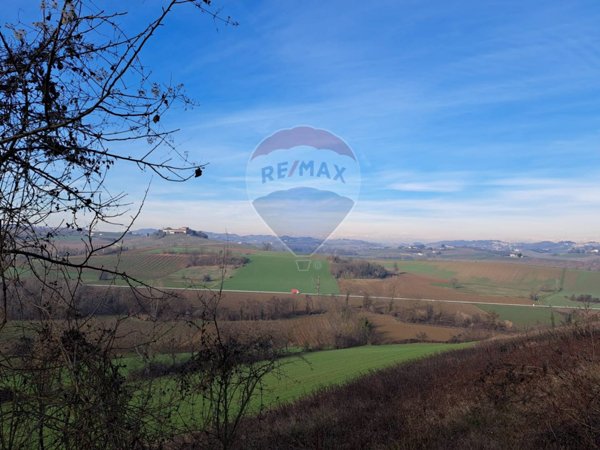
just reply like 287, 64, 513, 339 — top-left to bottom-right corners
0, 1, 242, 448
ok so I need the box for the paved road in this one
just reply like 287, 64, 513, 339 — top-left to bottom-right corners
85, 284, 600, 311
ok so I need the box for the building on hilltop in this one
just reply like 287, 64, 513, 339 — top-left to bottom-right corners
160, 227, 208, 239
161, 226, 191, 235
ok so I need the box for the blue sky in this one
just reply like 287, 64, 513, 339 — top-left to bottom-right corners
5, 1, 600, 242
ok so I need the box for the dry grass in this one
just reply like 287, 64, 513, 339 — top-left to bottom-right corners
365, 313, 464, 342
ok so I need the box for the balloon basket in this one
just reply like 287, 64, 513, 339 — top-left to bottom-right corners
295, 259, 311, 271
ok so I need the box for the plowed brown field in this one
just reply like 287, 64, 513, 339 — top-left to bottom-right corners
430, 260, 562, 284
339, 273, 532, 305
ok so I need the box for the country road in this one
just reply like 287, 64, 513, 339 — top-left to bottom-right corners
85, 284, 600, 311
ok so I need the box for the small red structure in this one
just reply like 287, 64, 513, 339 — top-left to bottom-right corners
290, 288, 300, 295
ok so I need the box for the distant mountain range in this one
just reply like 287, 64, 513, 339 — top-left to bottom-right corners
428, 240, 579, 253
128, 228, 600, 256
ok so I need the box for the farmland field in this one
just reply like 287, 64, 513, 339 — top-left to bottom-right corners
78, 252, 189, 284
67, 241, 340, 293
364, 313, 464, 342
161, 266, 225, 288
339, 274, 532, 304
475, 304, 563, 327
257, 342, 473, 408
40, 235, 600, 311
372, 259, 600, 307
394, 260, 563, 297
222, 252, 339, 294
543, 269, 600, 306
386, 261, 457, 279
56, 236, 600, 307
141, 342, 473, 421
222, 311, 471, 346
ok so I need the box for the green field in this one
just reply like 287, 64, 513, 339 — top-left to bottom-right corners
161, 266, 225, 288
140, 342, 472, 424
0, 342, 471, 443
386, 260, 560, 297
476, 304, 561, 327
222, 252, 339, 294
70, 247, 341, 294
257, 342, 471, 407
543, 269, 600, 306
118, 352, 192, 374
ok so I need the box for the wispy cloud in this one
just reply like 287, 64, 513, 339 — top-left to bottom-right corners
388, 181, 465, 193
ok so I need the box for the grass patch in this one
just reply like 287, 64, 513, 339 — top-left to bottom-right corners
536, 270, 600, 307
476, 304, 559, 327
153, 342, 472, 425
222, 252, 339, 294
259, 342, 471, 407
161, 266, 225, 288
117, 352, 192, 374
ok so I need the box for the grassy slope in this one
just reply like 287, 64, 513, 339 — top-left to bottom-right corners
222, 252, 339, 294
234, 326, 600, 450
259, 343, 471, 408
544, 269, 600, 306
130, 343, 470, 426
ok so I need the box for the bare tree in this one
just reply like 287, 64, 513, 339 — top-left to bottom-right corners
0, 0, 230, 319
0, 1, 242, 448
179, 290, 283, 450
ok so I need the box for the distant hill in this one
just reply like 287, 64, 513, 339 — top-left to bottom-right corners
126, 228, 600, 258
430, 239, 599, 255
131, 228, 207, 238
131, 228, 158, 236
203, 232, 382, 255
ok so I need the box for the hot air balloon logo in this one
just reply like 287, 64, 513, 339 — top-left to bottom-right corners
246, 126, 361, 270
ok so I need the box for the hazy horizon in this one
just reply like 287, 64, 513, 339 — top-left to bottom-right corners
124, 223, 597, 245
